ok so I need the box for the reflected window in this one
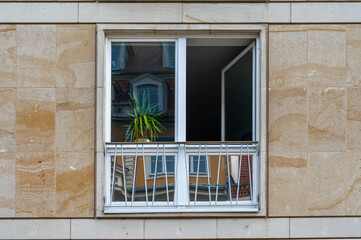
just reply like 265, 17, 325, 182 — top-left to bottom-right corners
150, 156, 175, 174
111, 42, 175, 142
189, 156, 207, 174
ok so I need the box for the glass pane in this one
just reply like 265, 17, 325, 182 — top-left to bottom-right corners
225, 51, 253, 141
150, 156, 163, 174
111, 42, 175, 142
188, 154, 252, 202
186, 38, 254, 141
111, 155, 175, 202
166, 156, 175, 173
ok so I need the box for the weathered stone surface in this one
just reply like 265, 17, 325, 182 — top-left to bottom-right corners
0, 153, 15, 217
17, 25, 56, 88
55, 152, 94, 217
16, 88, 55, 152
308, 152, 347, 215
16, 153, 55, 217
55, 88, 94, 153
346, 152, 361, 215
347, 25, 361, 86
347, 87, 361, 150
308, 25, 346, 87
308, 87, 346, 151
269, 88, 307, 152
56, 25, 95, 88
269, 24, 361, 217
269, 152, 308, 216
269, 25, 308, 88
0, 25, 16, 88
0, 25, 97, 218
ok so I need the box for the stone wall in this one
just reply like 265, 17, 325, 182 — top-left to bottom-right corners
269, 24, 361, 216
0, 25, 95, 217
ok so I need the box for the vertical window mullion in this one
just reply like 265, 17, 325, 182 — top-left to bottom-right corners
175, 38, 188, 206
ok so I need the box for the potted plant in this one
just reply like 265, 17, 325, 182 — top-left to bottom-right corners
125, 92, 165, 142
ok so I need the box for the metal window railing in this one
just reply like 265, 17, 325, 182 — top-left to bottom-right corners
104, 142, 259, 213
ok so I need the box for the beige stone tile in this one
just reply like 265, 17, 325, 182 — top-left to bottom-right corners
17, 25, 56, 88
56, 87, 95, 112
269, 25, 308, 88
71, 219, 144, 239
269, 88, 307, 152
145, 219, 216, 239
0, 88, 16, 129
218, 218, 289, 238
347, 87, 361, 150
269, 151, 308, 216
55, 88, 95, 152
308, 87, 346, 151
56, 25, 95, 88
290, 217, 361, 238
0, 25, 16, 88
346, 151, 361, 215
55, 152, 94, 217
308, 25, 347, 87
16, 152, 55, 217
307, 152, 347, 216
346, 25, 361, 87
79, 3, 182, 23
0, 153, 15, 217
0, 219, 70, 239
16, 88, 55, 152
0, 3, 78, 23
0, 128, 15, 153
183, 3, 290, 23
291, 3, 361, 23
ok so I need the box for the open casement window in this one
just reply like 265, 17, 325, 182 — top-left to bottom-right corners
105, 37, 259, 213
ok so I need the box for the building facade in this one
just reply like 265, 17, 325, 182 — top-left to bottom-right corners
0, 1, 360, 239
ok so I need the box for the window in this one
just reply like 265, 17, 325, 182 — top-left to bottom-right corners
104, 35, 260, 213
189, 156, 207, 175
150, 156, 175, 175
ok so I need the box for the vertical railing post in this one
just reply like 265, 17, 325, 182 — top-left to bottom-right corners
215, 144, 222, 204
120, 145, 127, 205
236, 145, 243, 204
131, 145, 139, 205
142, 144, 148, 205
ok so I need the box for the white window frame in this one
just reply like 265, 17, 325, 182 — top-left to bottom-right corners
104, 35, 260, 213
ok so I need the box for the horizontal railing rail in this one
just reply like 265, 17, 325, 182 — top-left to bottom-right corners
104, 141, 259, 212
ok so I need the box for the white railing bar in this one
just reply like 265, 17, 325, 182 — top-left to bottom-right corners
110, 150, 117, 206
108, 199, 255, 207
215, 144, 222, 205
184, 144, 190, 206
163, 144, 170, 206
131, 144, 139, 206
110, 146, 117, 205
247, 144, 253, 201
152, 144, 160, 206
226, 144, 232, 204
194, 144, 201, 204
205, 144, 211, 205
142, 144, 148, 206
236, 145, 243, 204
120, 145, 127, 205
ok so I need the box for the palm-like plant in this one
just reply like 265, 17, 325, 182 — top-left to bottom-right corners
125, 92, 165, 142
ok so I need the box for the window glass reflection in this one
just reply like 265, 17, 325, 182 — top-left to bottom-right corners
111, 42, 175, 142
